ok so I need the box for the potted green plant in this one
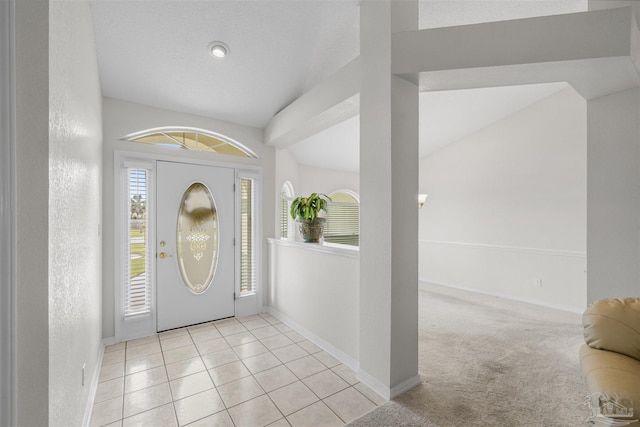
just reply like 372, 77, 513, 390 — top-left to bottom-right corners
290, 193, 331, 243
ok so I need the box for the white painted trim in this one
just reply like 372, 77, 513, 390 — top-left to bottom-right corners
420, 239, 586, 258
390, 375, 422, 399
0, 1, 16, 425
114, 149, 262, 173
279, 181, 295, 239
114, 150, 263, 341
82, 341, 106, 427
267, 237, 359, 259
114, 154, 157, 341
235, 168, 263, 316
419, 279, 585, 314
266, 306, 359, 371
328, 188, 360, 203
356, 369, 421, 401
122, 126, 259, 159
102, 336, 117, 347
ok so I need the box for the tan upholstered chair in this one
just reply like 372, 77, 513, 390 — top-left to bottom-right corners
580, 298, 640, 426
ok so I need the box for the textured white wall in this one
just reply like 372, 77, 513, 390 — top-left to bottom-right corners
102, 98, 275, 339
419, 87, 587, 312
275, 148, 359, 198
587, 88, 640, 301
49, 1, 104, 426
275, 148, 300, 195
267, 240, 359, 363
297, 164, 359, 197
15, 0, 49, 425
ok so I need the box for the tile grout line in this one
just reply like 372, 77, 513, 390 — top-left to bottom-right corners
98, 315, 380, 427
163, 331, 180, 427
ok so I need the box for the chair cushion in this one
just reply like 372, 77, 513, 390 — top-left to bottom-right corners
580, 344, 640, 425
583, 298, 640, 361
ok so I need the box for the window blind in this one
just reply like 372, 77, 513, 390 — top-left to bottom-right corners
240, 178, 255, 294
324, 201, 359, 246
124, 168, 152, 316
280, 190, 289, 239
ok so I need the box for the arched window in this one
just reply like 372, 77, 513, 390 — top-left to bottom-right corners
123, 127, 258, 158
280, 181, 295, 239
325, 190, 359, 247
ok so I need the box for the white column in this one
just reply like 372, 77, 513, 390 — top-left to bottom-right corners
358, 0, 420, 399
587, 88, 640, 301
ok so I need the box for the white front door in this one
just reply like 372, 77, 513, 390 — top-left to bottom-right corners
156, 161, 235, 331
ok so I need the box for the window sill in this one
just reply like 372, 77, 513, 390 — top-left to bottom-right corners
268, 238, 359, 259
124, 311, 151, 321
238, 291, 257, 299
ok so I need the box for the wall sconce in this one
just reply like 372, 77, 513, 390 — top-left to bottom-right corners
418, 194, 428, 209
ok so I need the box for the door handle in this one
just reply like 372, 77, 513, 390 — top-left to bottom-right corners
159, 252, 172, 259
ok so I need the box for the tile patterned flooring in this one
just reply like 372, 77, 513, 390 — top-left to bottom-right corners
90, 313, 385, 427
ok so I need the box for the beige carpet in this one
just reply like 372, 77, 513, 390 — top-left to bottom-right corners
350, 282, 589, 426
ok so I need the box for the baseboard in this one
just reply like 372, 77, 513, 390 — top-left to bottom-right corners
82, 339, 107, 427
265, 306, 359, 371
102, 336, 116, 347
419, 279, 585, 314
356, 369, 421, 400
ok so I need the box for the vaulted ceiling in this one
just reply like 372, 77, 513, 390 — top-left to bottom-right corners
90, 0, 360, 128
90, 0, 588, 170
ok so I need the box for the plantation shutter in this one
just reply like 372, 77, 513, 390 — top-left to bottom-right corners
280, 190, 289, 239
240, 178, 256, 294
324, 200, 359, 246
124, 168, 152, 316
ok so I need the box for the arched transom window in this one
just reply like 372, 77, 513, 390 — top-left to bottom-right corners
280, 181, 295, 239
123, 127, 258, 158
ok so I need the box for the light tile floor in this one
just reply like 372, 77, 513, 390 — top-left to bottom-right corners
91, 313, 385, 427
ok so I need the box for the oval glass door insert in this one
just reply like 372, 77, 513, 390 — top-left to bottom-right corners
176, 182, 219, 294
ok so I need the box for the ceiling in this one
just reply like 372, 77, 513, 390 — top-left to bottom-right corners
90, 0, 360, 128
288, 82, 570, 172
90, 0, 587, 169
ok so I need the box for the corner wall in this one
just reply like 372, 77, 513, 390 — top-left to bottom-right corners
419, 87, 587, 312
49, 1, 104, 425
587, 88, 640, 301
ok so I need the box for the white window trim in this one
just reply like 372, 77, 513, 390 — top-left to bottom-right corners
114, 150, 263, 340
280, 181, 295, 240
325, 189, 360, 248
115, 157, 156, 341
0, 0, 15, 424
235, 169, 262, 317
123, 165, 153, 318
122, 126, 259, 159
329, 188, 360, 203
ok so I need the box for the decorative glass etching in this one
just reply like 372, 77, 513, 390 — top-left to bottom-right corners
177, 183, 218, 294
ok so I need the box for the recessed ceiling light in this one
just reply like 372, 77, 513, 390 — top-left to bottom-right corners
208, 41, 229, 59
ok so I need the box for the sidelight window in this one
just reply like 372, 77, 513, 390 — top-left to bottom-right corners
124, 167, 152, 316
240, 178, 256, 294
279, 181, 295, 239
